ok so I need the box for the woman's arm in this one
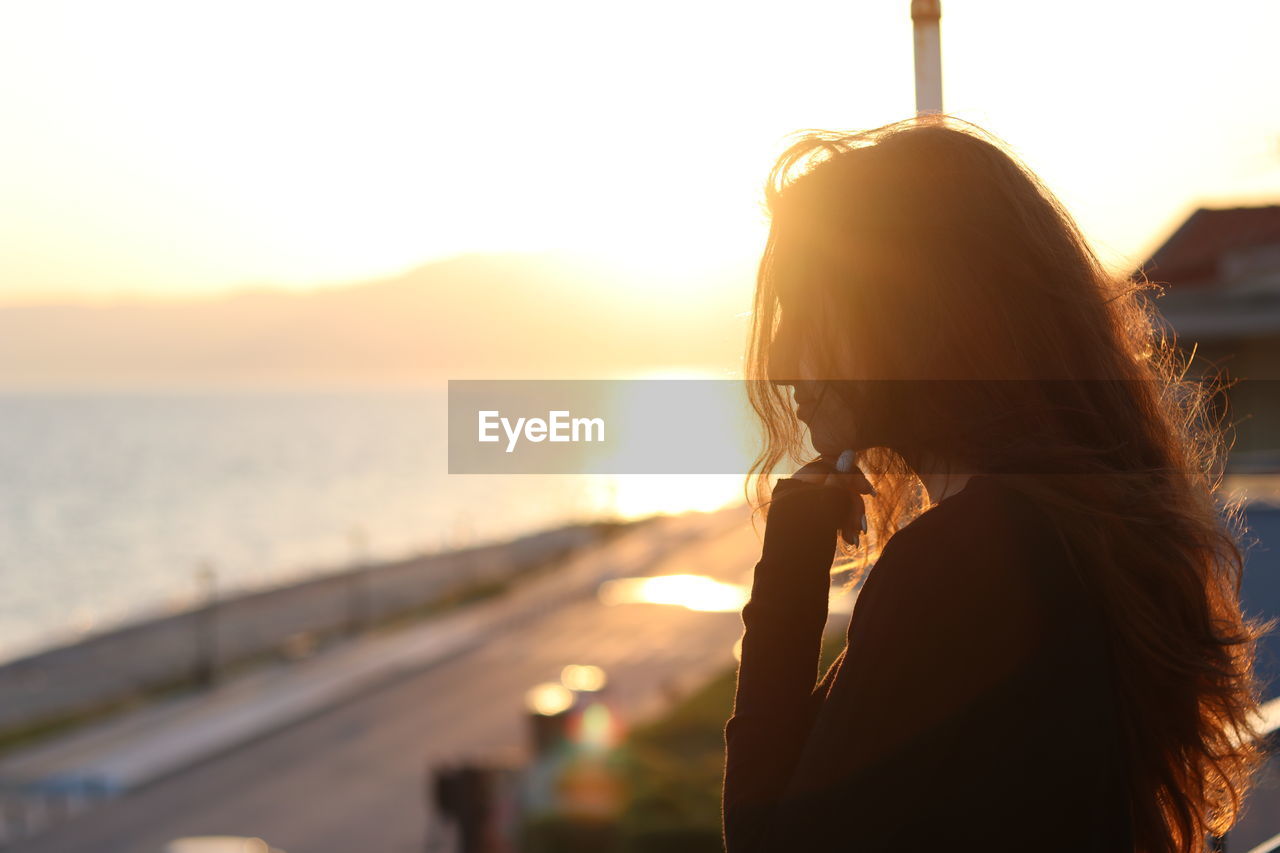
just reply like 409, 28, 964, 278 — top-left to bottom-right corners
721, 477, 854, 849
722, 483, 1052, 851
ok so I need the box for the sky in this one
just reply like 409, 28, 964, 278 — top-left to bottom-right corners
2, 0, 1278, 305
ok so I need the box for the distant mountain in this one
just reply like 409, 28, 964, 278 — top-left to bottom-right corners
0, 252, 753, 388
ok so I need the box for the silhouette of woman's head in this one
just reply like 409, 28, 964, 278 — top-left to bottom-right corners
746, 114, 1267, 853
751, 115, 1142, 478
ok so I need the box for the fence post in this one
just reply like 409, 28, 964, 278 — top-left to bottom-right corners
347, 525, 370, 635
193, 562, 219, 688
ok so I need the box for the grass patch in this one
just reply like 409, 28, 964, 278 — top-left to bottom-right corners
619, 627, 846, 845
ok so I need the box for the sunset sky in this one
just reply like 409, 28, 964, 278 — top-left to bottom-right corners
3, 0, 1278, 305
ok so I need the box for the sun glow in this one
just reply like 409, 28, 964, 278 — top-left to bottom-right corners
597, 574, 749, 612
6, 1, 1275, 304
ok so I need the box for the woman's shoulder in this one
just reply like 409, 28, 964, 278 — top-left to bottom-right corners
891, 474, 1070, 556
868, 474, 1079, 619
879, 474, 1037, 560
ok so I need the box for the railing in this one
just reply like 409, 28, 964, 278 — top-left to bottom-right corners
1215, 665, 1280, 852
1207, 498, 1280, 853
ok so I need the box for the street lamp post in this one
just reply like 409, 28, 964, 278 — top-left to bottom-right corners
911, 0, 943, 115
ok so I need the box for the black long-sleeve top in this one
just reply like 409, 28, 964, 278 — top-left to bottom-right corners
722, 474, 1134, 851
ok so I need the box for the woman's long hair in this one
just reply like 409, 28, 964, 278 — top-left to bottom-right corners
745, 115, 1270, 852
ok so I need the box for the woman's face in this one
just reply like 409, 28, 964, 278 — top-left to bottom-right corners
768, 297, 858, 458
794, 378, 856, 458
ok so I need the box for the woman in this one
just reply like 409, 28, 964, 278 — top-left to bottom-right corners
722, 116, 1269, 853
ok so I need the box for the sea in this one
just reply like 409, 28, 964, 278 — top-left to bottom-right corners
0, 389, 746, 666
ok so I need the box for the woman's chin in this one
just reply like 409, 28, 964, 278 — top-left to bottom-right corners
810, 437, 844, 458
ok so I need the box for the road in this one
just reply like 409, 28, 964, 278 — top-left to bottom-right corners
9, 515, 796, 853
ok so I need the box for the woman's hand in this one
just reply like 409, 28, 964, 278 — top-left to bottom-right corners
762, 455, 875, 548
788, 457, 874, 546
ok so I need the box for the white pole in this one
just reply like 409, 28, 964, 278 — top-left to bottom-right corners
911, 0, 943, 115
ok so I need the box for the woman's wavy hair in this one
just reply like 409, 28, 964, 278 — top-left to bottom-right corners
745, 114, 1270, 852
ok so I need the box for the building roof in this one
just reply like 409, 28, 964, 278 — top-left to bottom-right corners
1137, 205, 1280, 288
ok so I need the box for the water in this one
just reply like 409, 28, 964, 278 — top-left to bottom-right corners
0, 390, 745, 665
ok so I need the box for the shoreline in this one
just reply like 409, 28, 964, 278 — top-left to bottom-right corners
2, 513, 634, 670
0, 515, 647, 754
